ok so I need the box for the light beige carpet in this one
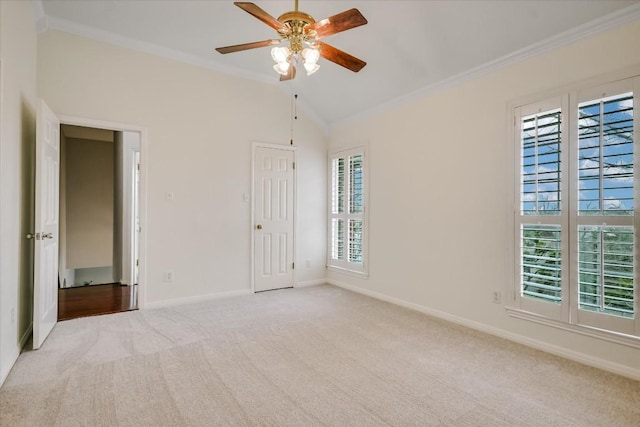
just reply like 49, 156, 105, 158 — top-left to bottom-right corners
1, 284, 639, 426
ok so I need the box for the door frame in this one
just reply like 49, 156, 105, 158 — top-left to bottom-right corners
251, 142, 297, 293
58, 114, 148, 308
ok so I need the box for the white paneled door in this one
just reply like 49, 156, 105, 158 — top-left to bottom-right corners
33, 100, 60, 349
254, 146, 295, 292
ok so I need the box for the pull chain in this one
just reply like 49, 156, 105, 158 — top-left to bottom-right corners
290, 93, 298, 145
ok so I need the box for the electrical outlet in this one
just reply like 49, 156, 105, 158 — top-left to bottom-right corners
306, 260, 311, 268
10, 307, 16, 324
164, 271, 174, 282
492, 290, 502, 304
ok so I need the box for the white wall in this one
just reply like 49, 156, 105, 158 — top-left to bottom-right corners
37, 30, 328, 305
65, 137, 114, 269
0, 0, 37, 385
329, 21, 640, 376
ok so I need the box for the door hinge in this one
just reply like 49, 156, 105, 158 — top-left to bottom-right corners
137, 163, 141, 171
293, 161, 296, 170
292, 262, 295, 270
136, 259, 139, 267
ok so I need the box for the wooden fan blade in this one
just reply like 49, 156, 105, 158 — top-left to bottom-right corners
317, 41, 366, 73
305, 8, 367, 39
234, 2, 289, 33
216, 39, 280, 54
280, 64, 296, 81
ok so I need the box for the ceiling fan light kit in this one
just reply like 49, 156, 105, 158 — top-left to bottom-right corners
216, 0, 367, 81
273, 60, 290, 76
303, 62, 320, 76
301, 47, 320, 75
271, 46, 290, 63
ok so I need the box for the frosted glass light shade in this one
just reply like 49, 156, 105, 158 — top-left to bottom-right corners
271, 47, 290, 63
273, 61, 291, 75
304, 63, 320, 76
302, 47, 320, 64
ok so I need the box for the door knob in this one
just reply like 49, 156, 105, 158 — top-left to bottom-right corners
26, 232, 41, 240
256, 224, 262, 230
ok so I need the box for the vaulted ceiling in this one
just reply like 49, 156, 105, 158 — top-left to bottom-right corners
36, 1, 640, 129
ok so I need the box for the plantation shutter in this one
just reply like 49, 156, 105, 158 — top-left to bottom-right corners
513, 77, 639, 337
573, 82, 636, 335
329, 147, 366, 273
514, 96, 569, 321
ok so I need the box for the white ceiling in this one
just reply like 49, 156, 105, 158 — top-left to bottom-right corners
38, 0, 640, 129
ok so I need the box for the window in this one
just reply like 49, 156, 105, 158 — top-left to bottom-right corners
513, 76, 639, 338
328, 147, 367, 274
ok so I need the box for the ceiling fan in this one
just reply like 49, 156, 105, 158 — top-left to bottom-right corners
215, 1, 368, 81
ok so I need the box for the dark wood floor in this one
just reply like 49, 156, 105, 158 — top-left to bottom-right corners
58, 284, 138, 321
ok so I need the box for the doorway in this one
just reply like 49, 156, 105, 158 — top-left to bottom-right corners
32, 103, 147, 347
57, 124, 141, 319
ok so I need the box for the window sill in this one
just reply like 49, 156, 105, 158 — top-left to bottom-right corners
506, 307, 640, 349
327, 265, 369, 279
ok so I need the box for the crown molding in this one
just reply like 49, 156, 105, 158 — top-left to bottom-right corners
45, 16, 274, 83
329, 3, 640, 131
40, 15, 329, 133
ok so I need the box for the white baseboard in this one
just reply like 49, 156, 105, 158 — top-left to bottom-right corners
0, 323, 33, 388
19, 324, 32, 349
144, 289, 252, 309
327, 279, 640, 381
295, 279, 326, 288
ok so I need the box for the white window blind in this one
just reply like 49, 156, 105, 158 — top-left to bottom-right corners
574, 86, 636, 334
578, 93, 634, 215
513, 77, 639, 338
515, 97, 568, 320
329, 147, 366, 274
578, 225, 634, 318
521, 224, 562, 304
521, 109, 562, 215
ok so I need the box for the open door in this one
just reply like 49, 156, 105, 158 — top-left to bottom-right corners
32, 100, 60, 349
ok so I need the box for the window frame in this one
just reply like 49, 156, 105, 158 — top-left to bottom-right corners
571, 80, 638, 335
509, 71, 640, 345
327, 146, 368, 276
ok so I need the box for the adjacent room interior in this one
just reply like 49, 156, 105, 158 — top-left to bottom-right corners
1, 0, 640, 424
57, 124, 140, 320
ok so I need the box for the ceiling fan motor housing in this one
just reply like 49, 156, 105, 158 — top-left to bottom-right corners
278, 11, 316, 53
